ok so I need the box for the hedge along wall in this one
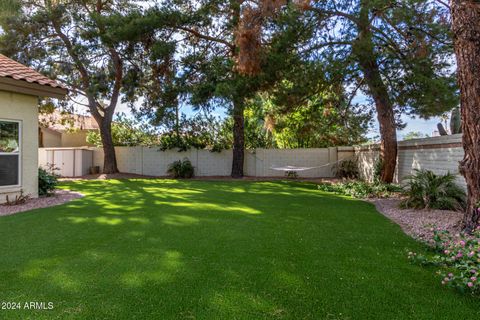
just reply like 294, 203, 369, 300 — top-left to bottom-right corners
40, 146, 355, 178
355, 134, 466, 189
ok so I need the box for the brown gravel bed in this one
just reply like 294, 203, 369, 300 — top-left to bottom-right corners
369, 198, 463, 244
0, 190, 84, 217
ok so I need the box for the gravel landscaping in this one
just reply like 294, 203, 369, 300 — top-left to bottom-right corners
370, 197, 464, 244
0, 189, 83, 216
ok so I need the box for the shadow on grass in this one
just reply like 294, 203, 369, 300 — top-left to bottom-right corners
0, 179, 478, 319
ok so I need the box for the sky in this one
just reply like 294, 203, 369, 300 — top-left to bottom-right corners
372, 115, 442, 140
354, 93, 445, 140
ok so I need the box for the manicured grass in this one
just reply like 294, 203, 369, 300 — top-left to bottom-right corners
0, 180, 479, 319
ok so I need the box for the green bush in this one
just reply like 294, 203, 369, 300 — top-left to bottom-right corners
167, 158, 195, 179
38, 168, 58, 196
317, 180, 402, 199
333, 159, 359, 179
400, 169, 466, 211
373, 158, 383, 183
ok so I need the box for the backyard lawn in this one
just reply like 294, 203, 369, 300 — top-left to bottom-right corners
1, 179, 479, 319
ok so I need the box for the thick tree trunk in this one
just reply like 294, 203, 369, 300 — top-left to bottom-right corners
362, 63, 398, 183
95, 117, 119, 174
355, 29, 397, 183
450, 0, 480, 231
231, 99, 245, 178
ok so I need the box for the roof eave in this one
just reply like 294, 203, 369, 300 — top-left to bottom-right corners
0, 77, 68, 99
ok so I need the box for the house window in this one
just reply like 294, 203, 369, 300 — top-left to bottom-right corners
0, 120, 20, 187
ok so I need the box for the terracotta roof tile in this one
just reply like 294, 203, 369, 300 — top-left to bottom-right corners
0, 54, 66, 89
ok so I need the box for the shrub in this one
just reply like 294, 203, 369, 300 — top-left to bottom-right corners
167, 158, 195, 179
409, 228, 480, 294
317, 180, 402, 199
334, 159, 359, 179
373, 158, 383, 183
400, 169, 466, 211
38, 167, 58, 196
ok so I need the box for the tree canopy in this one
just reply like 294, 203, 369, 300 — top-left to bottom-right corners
0, 0, 459, 179
300, 0, 457, 182
0, 0, 175, 173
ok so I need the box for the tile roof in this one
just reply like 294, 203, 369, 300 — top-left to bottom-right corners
0, 54, 66, 89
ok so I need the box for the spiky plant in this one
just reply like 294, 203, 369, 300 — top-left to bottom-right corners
167, 158, 195, 179
401, 169, 466, 211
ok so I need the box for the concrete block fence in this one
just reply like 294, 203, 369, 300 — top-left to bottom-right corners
355, 134, 466, 189
39, 134, 467, 188
40, 146, 354, 178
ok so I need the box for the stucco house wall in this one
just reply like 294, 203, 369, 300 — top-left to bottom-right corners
40, 128, 95, 148
61, 130, 95, 147
0, 90, 39, 203
0, 53, 67, 204
40, 127, 62, 147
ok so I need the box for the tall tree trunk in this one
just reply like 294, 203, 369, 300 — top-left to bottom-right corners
231, 99, 245, 178
38, 127, 44, 148
360, 61, 398, 183
99, 120, 119, 174
91, 113, 119, 174
354, 28, 398, 183
450, 0, 480, 231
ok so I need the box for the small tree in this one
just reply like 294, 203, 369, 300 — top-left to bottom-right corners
403, 131, 429, 140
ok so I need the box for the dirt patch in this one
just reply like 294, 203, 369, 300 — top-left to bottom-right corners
369, 198, 463, 244
0, 189, 84, 217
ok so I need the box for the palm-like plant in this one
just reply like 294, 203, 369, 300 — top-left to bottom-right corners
167, 158, 195, 179
401, 169, 466, 211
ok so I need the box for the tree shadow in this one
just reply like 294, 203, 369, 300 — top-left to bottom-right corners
0, 179, 479, 319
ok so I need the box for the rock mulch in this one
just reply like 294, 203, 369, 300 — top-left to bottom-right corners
0, 189, 84, 217
369, 198, 464, 244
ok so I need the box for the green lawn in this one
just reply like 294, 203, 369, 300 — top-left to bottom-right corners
0, 180, 479, 319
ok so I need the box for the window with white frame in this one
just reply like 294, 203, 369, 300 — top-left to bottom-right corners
0, 120, 20, 187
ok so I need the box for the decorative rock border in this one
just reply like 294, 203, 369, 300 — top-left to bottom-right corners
0, 189, 84, 217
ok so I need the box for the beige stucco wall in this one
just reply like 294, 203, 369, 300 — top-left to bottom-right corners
40, 128, 95, 148
40, 128, 62, 147
61, 130, 95, 147
0, 90, 39, 203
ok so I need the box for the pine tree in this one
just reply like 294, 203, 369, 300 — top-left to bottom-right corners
143, 0, 312, 177
303, 0, 457, 182
0, 0, 173, 173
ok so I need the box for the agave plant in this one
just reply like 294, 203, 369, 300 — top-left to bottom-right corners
401, 169, 466, 211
